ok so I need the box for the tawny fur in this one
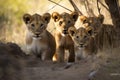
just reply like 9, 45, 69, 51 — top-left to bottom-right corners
79, 14, 116, 50
80, 14, 104, 34
52, 11, 79, 62
68, 27, 97, 61
95, 24, 116, 50
23, 13, 56, 60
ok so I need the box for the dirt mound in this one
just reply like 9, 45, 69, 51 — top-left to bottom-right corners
0, 42, 26, 80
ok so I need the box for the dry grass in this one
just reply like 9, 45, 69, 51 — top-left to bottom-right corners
89, 47, 120, 80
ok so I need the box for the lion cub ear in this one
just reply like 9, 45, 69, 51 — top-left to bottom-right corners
43, 13, 51, 24
85, 26, 94, 36
71, 11, 79, 22
97, 14, 104, 24
52, 12, 61, 22
68, 27, 76, 36
79, 15, 88, 24
23, 13, 32, 24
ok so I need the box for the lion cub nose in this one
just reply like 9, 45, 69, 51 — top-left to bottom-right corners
35, 32, 40, 37
80, 43, 84, 47
63, 29, 68, 34
36, 33, 39, 35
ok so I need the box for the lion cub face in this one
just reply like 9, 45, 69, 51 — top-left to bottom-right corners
23, 13, 51, 38
69, 27, 93, 48
80, 14, 104, 35
52, 12, 78, 36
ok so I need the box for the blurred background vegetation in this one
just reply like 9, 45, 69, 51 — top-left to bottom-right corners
0, 0, 118, 47
0, 0, 73, 47
0, 0, 29, 45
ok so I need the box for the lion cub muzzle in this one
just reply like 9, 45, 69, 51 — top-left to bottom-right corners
62, 29, 68, 35
32, 32, 41, 38
79, 43, 84, 48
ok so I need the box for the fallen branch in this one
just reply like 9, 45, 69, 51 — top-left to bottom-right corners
84, 0, 95, 17
97, 0, 101, 15
69, 0, 83, 15
47, 0, 62, 12
48, 0, 73, 12
98, 0, 109, 11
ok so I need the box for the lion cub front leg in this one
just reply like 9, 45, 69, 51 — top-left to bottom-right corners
68, 45, 75, 62
41, 50, 52, 60
41, 51, 48, 60
57, 46, 65, 62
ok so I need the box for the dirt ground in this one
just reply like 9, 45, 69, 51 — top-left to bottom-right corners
23, 59, 93, 80
22, 48, 120, 80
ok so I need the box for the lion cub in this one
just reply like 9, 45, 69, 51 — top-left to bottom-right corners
79, 15, 116, 50
52, 11, 79, 62
68, 27, 97, 61
23, 13, 56, 60
79, 14, 104, 35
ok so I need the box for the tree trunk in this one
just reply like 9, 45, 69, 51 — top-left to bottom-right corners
105, 0, 120, 47
105, 0, 120, 27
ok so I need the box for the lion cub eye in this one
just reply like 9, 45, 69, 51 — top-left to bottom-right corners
31, 24, 35, 28
83, 20, 87, 24
76, 36, 79, 38
68, 20, 71, 24
84, 35, 87, 39
59, 21, 63, 26
40, 24, 44, 28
